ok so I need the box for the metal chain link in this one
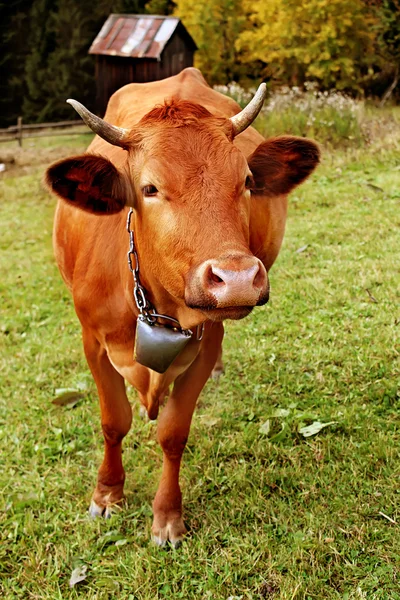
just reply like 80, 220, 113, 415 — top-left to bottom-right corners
126, 209, 205, 339
126, 209, 154, 319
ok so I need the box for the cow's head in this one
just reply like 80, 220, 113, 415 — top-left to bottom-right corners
46, 88, 319, 328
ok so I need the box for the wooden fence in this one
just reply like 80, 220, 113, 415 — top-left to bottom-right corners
0, 117, 90, 147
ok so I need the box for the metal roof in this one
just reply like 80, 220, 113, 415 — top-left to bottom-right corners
89, 14, 196, 60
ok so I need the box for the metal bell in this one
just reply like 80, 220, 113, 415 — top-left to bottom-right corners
134, 316, 192, 373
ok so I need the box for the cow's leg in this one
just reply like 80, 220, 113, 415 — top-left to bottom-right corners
152, 324, 223, 547
82, 329, 132, 518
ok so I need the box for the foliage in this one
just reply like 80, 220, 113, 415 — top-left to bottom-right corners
218, 82, 369, 148
237, 0, 378, 91
218, 79, 400, 148
0, 0, 32, 127
2, 0, 400, 124
0, 113, 400, 597
370, 0, 400, 101
2, 0, 148, 126
175, 0, 246, 84
367, 0, 400, 65
214, 81, 253, 107
23, 0, 94, 123
145, 0, 176, 14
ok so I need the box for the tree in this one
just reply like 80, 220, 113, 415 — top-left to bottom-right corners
372, 0, 400, 103
175, 0, 246, 85
23, 0, 87, 123
145, 0, 176, 14
0, 0, 33, 127
237, 0, 379, 92
22, 0, 148, 123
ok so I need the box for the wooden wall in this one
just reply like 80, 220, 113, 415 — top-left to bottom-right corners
95, 32, 194, 116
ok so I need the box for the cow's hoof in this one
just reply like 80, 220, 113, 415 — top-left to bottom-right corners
89, 486, 125, 519
211, 366, 224, 380
89, 499, 113, 519
139, 404, 149, 420
151, 517, 187, 549
89, 499, 123, 519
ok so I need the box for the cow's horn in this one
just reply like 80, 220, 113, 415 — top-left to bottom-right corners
229, 83, 267, 136
67, 99, 129, 147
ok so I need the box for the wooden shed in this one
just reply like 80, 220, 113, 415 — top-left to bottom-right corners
89, 14, 197, 115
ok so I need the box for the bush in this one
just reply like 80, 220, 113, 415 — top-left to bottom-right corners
217, 82, 367, 148
216, 82, 400, 149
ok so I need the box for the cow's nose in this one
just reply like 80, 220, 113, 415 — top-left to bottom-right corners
200, 256, 269, 307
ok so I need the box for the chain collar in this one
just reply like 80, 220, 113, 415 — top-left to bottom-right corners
126, 209, 204, 341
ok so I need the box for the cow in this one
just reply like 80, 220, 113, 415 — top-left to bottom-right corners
46, 67, 319, 547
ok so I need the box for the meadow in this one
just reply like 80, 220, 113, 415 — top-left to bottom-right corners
0, 99, 399, 599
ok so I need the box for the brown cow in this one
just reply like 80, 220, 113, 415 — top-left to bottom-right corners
46, 67, 319, 547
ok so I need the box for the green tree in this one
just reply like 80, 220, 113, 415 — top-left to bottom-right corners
145, 0, 176, 14
22, 0, 55, 122
23, 0, 89, 122
0, 0, 34, 127
374, 0, 400, 103
175, 0, 246, 85
22, 0, 148, 123
237, 0, 378, 91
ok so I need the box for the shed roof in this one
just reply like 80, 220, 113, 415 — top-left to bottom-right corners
89, 14, 197, 60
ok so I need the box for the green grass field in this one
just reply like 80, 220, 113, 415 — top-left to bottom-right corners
0, 126, 399, 599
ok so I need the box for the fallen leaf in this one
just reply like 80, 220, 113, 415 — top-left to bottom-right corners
69, 564, 87, 588
75, 380, 89, 391
267, 408, 291, 418
97, 530, 126, 549
52, 389, 85, 407
198, 415, 220, 427
259, 420, 271, 435
55, 387, 80, 396
299, 421, 337, 437
365, 183, 384, 193
115, 538, 128, 546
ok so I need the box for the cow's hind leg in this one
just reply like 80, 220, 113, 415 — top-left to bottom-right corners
152, 324, 223, 547
82, 329, 132, 518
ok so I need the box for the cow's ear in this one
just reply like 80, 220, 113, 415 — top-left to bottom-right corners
45, 154, 134, 214
247, 136, 320, 197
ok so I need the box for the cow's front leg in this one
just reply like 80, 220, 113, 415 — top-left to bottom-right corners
82, 329, 132, 518
152, 323, 223, 547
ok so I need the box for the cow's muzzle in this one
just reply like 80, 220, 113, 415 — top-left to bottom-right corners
185, 254, 269, 318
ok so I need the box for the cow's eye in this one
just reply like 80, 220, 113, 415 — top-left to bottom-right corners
142, 185, 158, 197
245, 175, 254, 190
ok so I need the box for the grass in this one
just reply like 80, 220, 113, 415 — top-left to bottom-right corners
0, 125, 399, 599
216, 82, 400, 150
255, 98, 400, 150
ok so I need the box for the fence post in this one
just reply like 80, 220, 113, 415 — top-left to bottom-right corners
17, 116, 23, 147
